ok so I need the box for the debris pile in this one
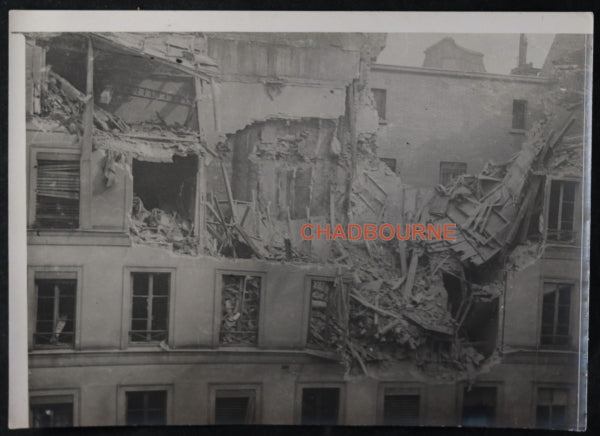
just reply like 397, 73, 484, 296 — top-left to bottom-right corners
129, 195, 198, 255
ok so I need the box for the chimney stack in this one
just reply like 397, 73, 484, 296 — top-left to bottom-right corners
518, 34, 528, 67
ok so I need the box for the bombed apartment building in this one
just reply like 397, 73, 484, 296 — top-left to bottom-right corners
24, 32, 588, 429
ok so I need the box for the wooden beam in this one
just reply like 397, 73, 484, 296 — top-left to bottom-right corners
221, 161, 238, 224
79, 38, 94, 230
402, 250, 420, 298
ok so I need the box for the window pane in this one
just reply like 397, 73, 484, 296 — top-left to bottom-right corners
536, 405, 550, 428
132, 273, 149, 295
147, 391, 167, 410
36, 297, 55, 322
126, 410, 145, 425
301, 388, 340, 425
126, 391, 167, 426
151, 297, 169, 331
153, 274, 170, 295
132, 297, 148, 319
552, 405, 566, 428
30, 402, 73, 428
462, 387, 496, 427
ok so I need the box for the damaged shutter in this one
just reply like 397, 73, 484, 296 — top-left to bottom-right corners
36, 159, 80, 229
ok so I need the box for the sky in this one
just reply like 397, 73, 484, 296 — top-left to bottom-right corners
376, 33, 556, 75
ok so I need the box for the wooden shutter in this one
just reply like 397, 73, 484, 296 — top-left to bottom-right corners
36, 160, 80, 228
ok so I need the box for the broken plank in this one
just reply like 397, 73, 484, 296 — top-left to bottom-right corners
220, 160, 238, 223
402, 250, 420, 298
233, 223, 265, 259
350, 292, 399, 319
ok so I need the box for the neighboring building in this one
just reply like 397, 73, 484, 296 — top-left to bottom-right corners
422, 37, 486, 73
23, 32, 587, 429
370, 37, 551, 187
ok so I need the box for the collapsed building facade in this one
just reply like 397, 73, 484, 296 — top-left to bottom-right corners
24, 32, 588, 428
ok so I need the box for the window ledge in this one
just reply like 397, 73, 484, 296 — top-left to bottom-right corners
509, 128, 527, 134
378, 120, 388, 125
28, 229, 131, 246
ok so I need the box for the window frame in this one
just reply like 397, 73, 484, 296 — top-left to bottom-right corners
457, 382, 503, 427
538, 279, 577, 350
377, 383, 425, 426
208, 383, 262, 425
117, 385, 173, 426
121, 267, 176, 349
512, 99, 528, 130
28, 266, 83, 351
543, 177, 580, 245
531, 384, 573, 430
29, 389, 80, 427
439, 161, 467, 186
371, 88, 387, 123
213, 269, 267, 348
302, 275, 336, 348
294, 382, 345, 425
28, 148, 81, 230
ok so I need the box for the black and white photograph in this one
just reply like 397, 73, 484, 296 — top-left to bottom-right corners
8, 11, 592, 430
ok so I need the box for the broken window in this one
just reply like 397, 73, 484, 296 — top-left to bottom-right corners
126, 390, 167, 425
30, 396, 74, 428
382, 391, 420, 426
130, 273, 170, 343
301, 388, 340, 425
35, 158, 80, 229
372, 88, 387, 121
547, 180, 577, 242
541, 282, 572, 347
130, 156, 198, 251
380, 157, 397, 173
536, 388, 568, 429
307, 279, 338, 348
439, 161, 467, 186
461, 386, 496, 427
34, 277, 76, 348
512, 99, 527, 129
214, 390, 256, 424
220, 275, 261, 346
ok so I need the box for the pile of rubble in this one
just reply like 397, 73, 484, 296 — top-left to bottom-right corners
220, 275, 261, 345
129, 195, 198, 255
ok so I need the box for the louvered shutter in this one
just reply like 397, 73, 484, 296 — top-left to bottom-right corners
36, 160, 79, 228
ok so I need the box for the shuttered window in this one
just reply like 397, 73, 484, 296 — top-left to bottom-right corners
383, 394, 420, 425
35, 159, 79, 229
214, 390, 256, 424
